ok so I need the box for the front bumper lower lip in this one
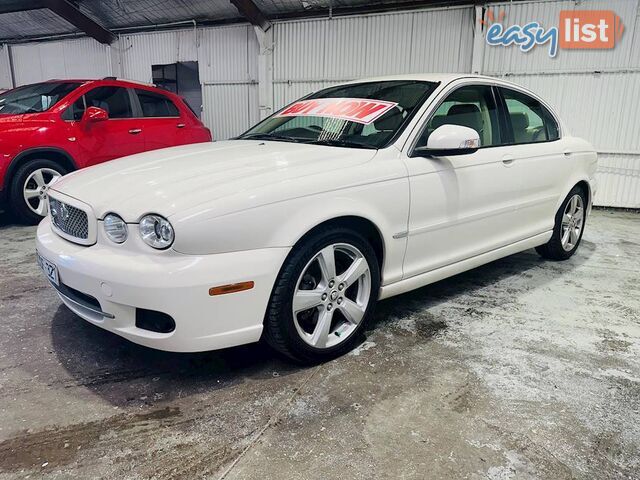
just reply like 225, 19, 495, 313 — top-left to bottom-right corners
49, 279, 115, 319
36, 216, 290, 352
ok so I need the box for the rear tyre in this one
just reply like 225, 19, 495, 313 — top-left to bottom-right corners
263, 226, 380, 364
9, 159, 66, 225
535, 185, 587, 261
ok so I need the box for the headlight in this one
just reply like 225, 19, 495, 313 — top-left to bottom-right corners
103, 213, 128, 244
139, 214, 174, 249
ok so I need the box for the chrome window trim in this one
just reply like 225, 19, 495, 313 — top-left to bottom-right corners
401, 77, 564, 156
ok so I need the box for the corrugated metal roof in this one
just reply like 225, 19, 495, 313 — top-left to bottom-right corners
256, 0, 453, 16
0, 0, 522, 43
0, 9, 78, 40
78, 0, 240, 29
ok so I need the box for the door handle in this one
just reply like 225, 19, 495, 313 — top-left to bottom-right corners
128, 128, 142, 135
502, 154, 515, 166
177, 123, 186, 128
563, 149, 573, 157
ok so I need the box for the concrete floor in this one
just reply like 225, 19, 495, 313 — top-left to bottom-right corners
0, 209, 638, 480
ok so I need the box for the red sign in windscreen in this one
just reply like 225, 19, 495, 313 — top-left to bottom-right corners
277, 98, 398, 125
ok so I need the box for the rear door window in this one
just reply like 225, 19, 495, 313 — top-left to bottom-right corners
84, 86, 133, 119
135, 89, 180, 117
500, 88, 559, 144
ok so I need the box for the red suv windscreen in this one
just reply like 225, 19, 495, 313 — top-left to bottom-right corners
0, 82, 81, 115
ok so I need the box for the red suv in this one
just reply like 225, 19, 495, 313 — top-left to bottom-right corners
0, 78, 212, 224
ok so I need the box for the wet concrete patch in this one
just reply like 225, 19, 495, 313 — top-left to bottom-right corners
0, 407, 180, 471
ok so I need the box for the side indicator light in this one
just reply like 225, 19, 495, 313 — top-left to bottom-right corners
209, 281, 255, 296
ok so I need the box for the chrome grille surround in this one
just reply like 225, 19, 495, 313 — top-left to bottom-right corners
47, 193, 96, 246
49, 197, 89, 240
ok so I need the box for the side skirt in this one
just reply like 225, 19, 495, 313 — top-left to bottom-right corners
378, 231, 552, 300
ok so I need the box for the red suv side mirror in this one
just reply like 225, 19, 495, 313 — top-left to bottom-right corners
83, 106, 109, 122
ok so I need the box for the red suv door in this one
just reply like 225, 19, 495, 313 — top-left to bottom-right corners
131, 88, 208, 151
62, 86, 146, 166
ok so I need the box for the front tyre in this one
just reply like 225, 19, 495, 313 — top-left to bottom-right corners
264, 227, 380, 364
9, 159, 66, 225
536, 185, 587, 261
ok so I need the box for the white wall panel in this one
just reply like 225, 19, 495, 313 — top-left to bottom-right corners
197, 25, 258, 83
272, 6, 474, 110
119, 29, 199, 83
364, 13, 413, 76
594, 154, 640, 208
118, 25, 258, 138
274, 19, 326, 82
202, 83, 259, 140
631, 5, 640, 67
0, 45, 12, 89
483, 0, 640, 74
11, 38, 111, 85
409, 7, 474, 73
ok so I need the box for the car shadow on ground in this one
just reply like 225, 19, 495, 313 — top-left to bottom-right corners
372, 243, 594, 328
48, 241, 595, 407
49, 305, 305, 407
0, 210, 18, 229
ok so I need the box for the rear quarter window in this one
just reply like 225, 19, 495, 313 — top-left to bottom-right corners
135, 89, 180, 117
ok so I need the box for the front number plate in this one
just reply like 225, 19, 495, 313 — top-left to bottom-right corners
37, 251, 59, 286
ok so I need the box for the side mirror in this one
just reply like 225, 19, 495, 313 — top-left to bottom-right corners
413, 124, 480, 157
82, 106, 108, 123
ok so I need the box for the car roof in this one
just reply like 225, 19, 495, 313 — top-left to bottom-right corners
337, 73, 505, 86
39, 78, 158, 89
32, 78, 180, 99
334, 73, 546, 101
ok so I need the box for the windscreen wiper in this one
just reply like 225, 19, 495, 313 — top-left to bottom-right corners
236, 133, 307, 143
308, 138, 377, 150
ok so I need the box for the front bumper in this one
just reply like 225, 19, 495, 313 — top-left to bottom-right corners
36, 217, 290, 352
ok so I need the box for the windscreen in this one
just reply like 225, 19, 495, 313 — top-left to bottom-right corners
238, 80, 438, 149
0, 82, 81, 115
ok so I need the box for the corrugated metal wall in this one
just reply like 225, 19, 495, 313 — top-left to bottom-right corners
0, 44, 12, 89
483, 0, 640, 208
2, 1, 639, 206
272, 7, 474, 107
117, 25, 259, 140
10, 38, 112, 85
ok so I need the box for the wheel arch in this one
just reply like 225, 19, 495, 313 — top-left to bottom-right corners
555, 176, 594, 214
575, 179, 592, 210
290, 215, 386, 273
4, 147, 77, 191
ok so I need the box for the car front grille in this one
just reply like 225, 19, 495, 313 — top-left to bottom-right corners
49, 198, 89, 240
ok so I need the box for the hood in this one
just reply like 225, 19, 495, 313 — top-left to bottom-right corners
51, 140, 377, 222
0, 114, 24, 130
0, 114, 24, 123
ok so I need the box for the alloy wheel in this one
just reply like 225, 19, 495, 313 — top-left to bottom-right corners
23, 167, 61, 217
561, 194, 584, 251
292, 243, 372, 349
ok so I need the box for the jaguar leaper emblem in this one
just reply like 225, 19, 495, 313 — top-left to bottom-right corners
59, 203, 70, 222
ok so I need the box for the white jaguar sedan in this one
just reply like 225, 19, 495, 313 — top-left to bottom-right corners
36, 74, 597, 362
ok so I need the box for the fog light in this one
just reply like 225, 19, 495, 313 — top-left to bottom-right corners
136, 308, 175, 333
